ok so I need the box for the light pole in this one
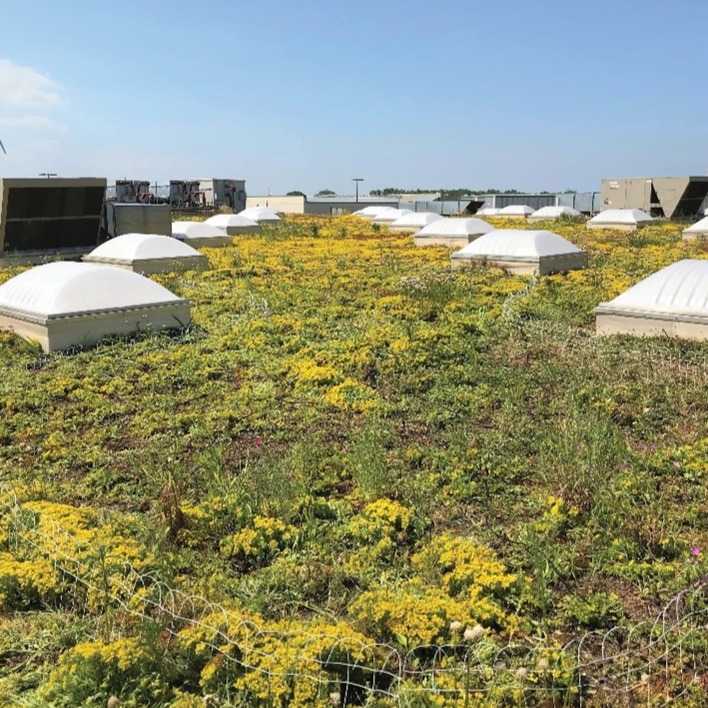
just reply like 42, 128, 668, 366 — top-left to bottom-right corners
352, 178, 364, 203
39, 172, 57, 179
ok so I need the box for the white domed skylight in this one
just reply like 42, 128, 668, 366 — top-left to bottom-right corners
529, 205, 582, 221
371, 208, 414, 224
414, 218, 494, 248
451, 229, 586, 275
388, 212, 443, 231
204, 214, 260, 234
0, 262, 190, 351
238, 207, 281, 222
596, 260, 708, 340
682, 216, 708, 240
587, 209, 653, 230
84, 233, 207, 274
498, 205, 535, 218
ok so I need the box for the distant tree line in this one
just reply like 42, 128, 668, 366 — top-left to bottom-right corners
286, 187, 575, 198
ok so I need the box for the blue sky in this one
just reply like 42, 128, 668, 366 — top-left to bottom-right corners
1, 0, 707, 195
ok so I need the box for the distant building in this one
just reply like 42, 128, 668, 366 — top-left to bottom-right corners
304, 197, 399, 215
246, 191, 607, 217
246, 195, 306, 213
246, 195, 399, 215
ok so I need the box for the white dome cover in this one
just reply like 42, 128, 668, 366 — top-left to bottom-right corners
498, 205, 535, 216
390, 212, 444, 228
88, 233, 200, 261
589, 209, 653, 225
238, 207, 280, 222
476, 208, 501, 216
0, 262, 184, 319
353, 206, 390, 217
172, 221, 226, 239
684, 216, 708, 234
373, 207, 414, 221
601, 260, 708, 315
531, 206, 581, 219
453, 229, 582, 259
204, 214, 259, 229
417, 218, 493, 237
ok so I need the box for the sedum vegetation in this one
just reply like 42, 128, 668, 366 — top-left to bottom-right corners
1, 215, 708, 706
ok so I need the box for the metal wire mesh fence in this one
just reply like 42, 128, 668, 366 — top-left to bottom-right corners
3, 492, 708, 705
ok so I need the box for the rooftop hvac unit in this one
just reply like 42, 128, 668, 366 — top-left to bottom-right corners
0, 177, 106, 264
114, 180, 153, 203
103, 203, 172, 239
199, 179, 247, 211
170, 180, 205, 209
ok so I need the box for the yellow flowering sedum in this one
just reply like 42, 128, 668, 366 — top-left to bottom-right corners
220, 515, 296, 568
413, 534, 516, 599
0, 494, 156, 612
350, 535, 515, 647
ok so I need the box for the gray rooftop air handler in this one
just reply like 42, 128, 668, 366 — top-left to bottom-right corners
115, 180, 152, 203
0, 177, 106, 264
601, 177, 708, 218
104, 203, 172, 239
170, 180, 204, 209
